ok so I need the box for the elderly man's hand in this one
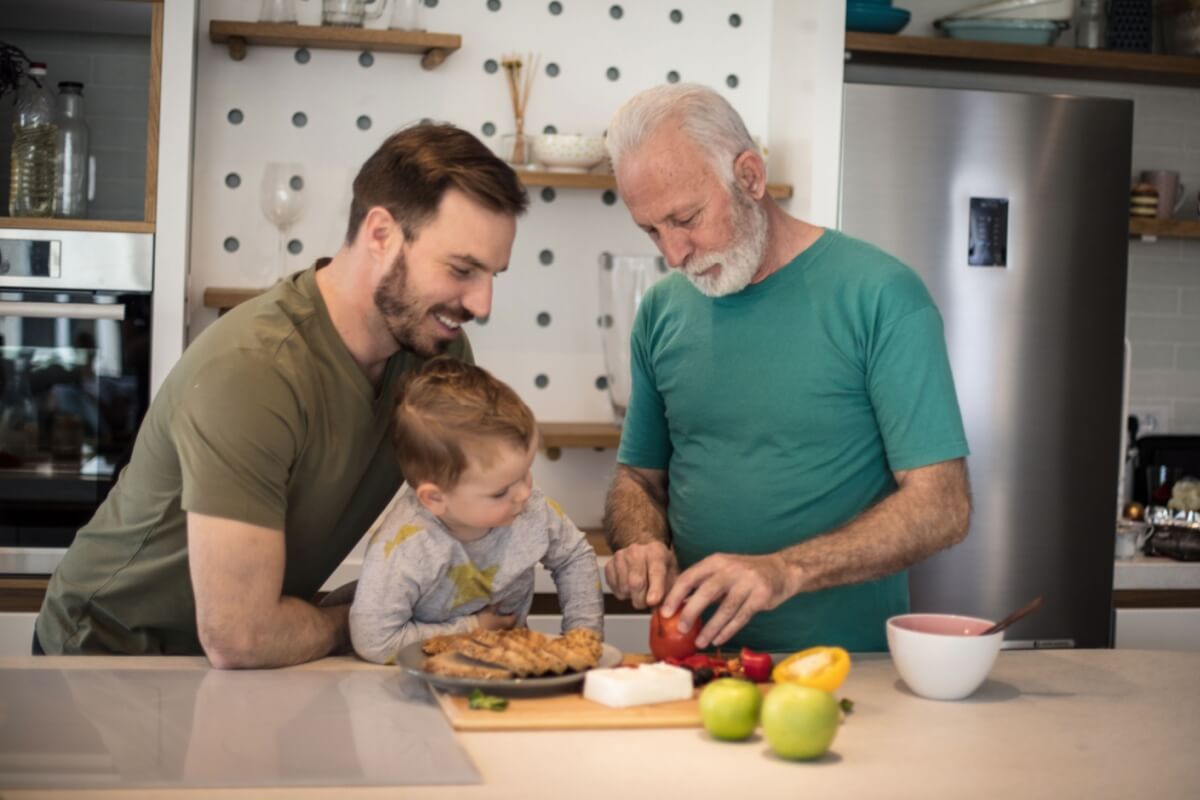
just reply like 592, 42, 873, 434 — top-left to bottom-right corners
660, 554, 795, 648
604, 541, 678, 609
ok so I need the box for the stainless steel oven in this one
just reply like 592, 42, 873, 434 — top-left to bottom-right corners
0, 228, 153, 568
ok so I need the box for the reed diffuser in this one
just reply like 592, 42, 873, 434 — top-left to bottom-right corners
500, 52, 539, 166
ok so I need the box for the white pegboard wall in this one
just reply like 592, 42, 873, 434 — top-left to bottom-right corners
189, 0, 781, 426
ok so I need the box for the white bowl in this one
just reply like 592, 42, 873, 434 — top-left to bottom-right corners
886, 613, 1003, 701
531, 134, 607, 172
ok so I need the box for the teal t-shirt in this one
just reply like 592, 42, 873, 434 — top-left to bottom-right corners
618, 229, 969, 652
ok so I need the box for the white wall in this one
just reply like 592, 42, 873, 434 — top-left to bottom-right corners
187, 0, 847, 528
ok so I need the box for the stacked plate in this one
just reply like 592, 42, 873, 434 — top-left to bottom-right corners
846, 0, 911, 34
936, 0, 1072, 44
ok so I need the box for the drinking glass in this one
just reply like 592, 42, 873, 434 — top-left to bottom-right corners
259, 0, 297, 23
597, 253, 667, 421
323, 0, 366, 26
260, 163, 307, 284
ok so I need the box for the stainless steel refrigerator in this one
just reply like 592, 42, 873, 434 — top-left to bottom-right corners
839, 83, 1133, 649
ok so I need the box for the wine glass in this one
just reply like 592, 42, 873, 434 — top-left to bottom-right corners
260, 163, 307, 284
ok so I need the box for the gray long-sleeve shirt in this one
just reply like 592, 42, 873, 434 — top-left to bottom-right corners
349, 483, 604, 665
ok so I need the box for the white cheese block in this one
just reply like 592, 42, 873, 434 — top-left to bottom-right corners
582, 663, 695, 708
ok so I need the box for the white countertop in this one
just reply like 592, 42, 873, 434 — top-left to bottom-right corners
1113, 555, 1200, 590
2, 649, 1198, 798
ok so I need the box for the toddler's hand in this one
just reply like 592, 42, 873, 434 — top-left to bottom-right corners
476, 605, 517, 631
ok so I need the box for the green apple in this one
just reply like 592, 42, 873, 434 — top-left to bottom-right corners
761, 683, 840, 760
698, 678, 762, 741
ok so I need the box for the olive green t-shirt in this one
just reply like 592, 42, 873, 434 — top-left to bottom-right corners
36, 264, 473, 654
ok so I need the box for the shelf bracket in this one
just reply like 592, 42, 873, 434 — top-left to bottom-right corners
226, 36, 248, 61
421, 48, 449, 71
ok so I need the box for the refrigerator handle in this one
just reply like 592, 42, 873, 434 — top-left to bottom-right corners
1116, 337, 1133, 516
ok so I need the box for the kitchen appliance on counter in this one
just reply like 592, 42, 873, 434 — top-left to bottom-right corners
0, 228, 152, 557
841, 83, 1133, 648
1134, 435, 1200, 561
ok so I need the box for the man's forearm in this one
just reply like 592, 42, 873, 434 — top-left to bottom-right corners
779, 460, 971, 595
205, 597, 349, 670
603, 466, 670, 551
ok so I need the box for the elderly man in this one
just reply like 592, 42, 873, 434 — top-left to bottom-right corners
602, 84, 971, 652
35, 124, 528, 667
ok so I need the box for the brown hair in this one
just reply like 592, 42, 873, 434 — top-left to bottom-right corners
345, 123, 529, 244
393, 358, 537, 489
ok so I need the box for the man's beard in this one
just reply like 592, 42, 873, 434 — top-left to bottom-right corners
682, 188, 769, 298
373, 251, 471, 357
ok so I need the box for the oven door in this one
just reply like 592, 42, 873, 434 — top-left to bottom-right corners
0, 290, 152, 551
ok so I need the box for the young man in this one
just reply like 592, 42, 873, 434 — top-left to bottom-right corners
602, 84, 972, 652
35, 124, 528, 668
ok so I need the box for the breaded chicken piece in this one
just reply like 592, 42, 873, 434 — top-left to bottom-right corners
421, 632, 473, 655
422, 651, 512, 680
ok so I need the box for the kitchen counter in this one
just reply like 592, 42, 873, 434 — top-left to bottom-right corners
1113, 554, 1200, 590
2, 649, 1198, 799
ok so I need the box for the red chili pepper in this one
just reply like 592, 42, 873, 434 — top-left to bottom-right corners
739, 647, 773, 682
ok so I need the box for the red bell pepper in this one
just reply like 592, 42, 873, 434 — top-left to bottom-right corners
739, 647, 773, 682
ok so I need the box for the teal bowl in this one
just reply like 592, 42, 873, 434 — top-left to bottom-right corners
846, 3, 911, 34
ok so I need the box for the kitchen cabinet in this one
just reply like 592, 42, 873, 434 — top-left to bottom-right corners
0, 0, 163, 232
0, 612, 35, 656
1113, 556, 1200, 651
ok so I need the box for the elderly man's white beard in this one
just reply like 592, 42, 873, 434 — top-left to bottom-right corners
683, 190, 769, 298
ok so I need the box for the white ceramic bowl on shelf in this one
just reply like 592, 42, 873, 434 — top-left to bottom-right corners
531, 134, 607, 172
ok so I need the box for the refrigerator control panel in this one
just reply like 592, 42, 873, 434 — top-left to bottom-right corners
968, 197, 1008, 267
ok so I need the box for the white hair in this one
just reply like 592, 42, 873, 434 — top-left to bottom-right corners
605, 83, 758, 187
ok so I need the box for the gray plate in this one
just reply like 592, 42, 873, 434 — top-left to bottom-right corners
396, 640, 623, 695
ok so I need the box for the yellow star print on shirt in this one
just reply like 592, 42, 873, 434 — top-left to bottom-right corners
448, 563, 500, 609
381, 524, 423, 559
546, 497, 566, 518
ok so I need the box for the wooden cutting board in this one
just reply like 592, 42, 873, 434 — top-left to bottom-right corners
434, 655, 766, 732
434, 686, 704, 731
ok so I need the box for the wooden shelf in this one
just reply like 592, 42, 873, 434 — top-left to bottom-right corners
0, 217, 154, 234
209, 20, 461, 69
539, 422, 621, 450
518, 170, 794, 200
1129, 217, 1200, 239
845, 32, 1200, 87
204, 287, 262, 312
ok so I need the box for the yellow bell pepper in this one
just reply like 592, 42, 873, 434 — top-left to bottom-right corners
772, 646, 851, 692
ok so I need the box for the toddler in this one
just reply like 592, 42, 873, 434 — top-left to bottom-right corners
349, 358, 604, 665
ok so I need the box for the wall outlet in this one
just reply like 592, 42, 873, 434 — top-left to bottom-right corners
1129, 405, 1170, 437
